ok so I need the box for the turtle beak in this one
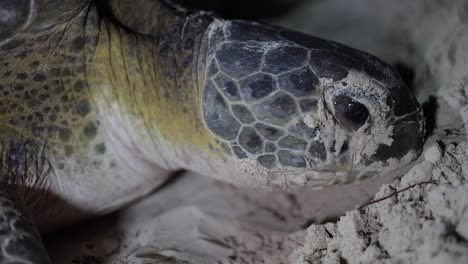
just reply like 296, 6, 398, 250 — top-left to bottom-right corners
370, 111, 425, 162
367, 83, 425, 164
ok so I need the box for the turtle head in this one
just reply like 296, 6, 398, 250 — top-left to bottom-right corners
200, 20, 424, 188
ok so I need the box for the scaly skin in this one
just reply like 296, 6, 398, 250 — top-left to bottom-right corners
0, 0, 424, 262
0, 1, 215, 262
0, 2, 212, 262
0, 1, 219, 231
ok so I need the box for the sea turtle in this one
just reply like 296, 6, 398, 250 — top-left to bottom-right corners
0, 0, 424, 262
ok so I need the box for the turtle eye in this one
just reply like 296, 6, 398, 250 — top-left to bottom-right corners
333, 95, 369, 130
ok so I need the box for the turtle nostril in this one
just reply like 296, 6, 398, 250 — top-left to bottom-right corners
421, 96, 437, 138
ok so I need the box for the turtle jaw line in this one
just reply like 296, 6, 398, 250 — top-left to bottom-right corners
267, 167, 376, 174
264, 167, 380, 188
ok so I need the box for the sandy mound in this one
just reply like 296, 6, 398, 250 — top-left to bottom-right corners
290, 131, 468, 264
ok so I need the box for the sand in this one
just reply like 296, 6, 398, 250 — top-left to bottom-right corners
290, 132, 468, 264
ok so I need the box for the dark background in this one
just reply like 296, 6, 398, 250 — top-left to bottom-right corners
175, 0, 306, 19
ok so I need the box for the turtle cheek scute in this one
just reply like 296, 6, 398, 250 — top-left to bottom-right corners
202, 80, 241, 141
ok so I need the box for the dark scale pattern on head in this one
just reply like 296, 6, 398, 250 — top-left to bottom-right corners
225, 22, 279, 42
214, 73, 241, 101
202, 28, 321, 169
288, 120, 317, 140
239, 73, 277, 101
278, 66, 319, 97
299, 98, 317, 113
232, 145, 248, 159
255, 123, 285, 141
257, 155, 276, 169
277, 150, 306, 168
252, 92, 297, 126
238, 127, 263, 154
232, 105, 255, 124
309, 50, 360, 81
278, 135, 307, 150
202, 80, 241, 140
216, 42, 263, 79
265, 142, 277, 153
202, 20, 410, 170
263, 46, 308, 74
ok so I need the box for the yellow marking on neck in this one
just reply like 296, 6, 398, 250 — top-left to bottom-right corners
86, 20, 220, 159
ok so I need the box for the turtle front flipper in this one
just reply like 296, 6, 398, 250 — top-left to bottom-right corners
0, 184, 51, 263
